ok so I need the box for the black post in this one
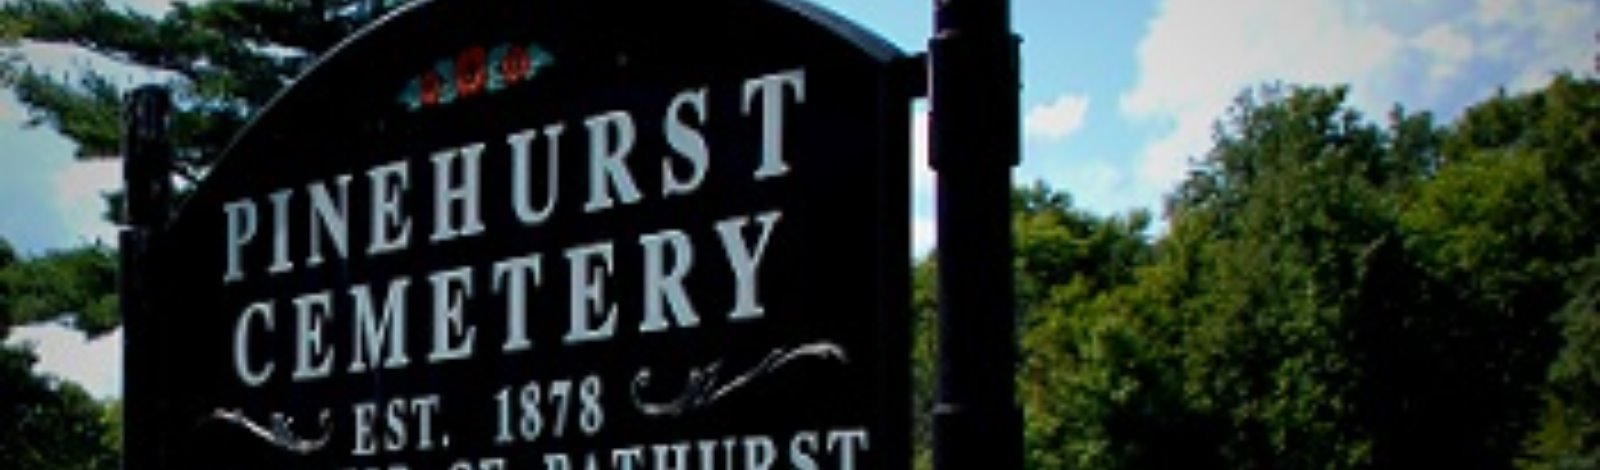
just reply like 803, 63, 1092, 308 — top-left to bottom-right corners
929, 0, 1021, 469
120, 85, 171, 470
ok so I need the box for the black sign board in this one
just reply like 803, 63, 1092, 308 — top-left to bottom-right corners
136, 0, 913, 468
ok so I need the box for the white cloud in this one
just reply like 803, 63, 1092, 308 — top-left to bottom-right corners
1025, 93, 1090, 140
1413, 23, 1475, 84
912, 106, 931, 192
1122, 0, 1404, 119
1137, 118, 1210, 193
115, 0, 176, 16
913, 218, 935, 259
0, 39, 169, 253
1501, 0, 1595, 92
6, 322, 123, 399
14, 41, 178, 95
1119, 0, 1599, 214
1121, 0, 1406, 194
1475, 0, 1519, 26
911, 106, 935, 258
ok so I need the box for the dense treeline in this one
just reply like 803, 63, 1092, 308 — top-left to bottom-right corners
913, 76, 1597, 469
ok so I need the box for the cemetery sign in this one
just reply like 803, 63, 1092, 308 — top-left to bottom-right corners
129, 1, 914, 469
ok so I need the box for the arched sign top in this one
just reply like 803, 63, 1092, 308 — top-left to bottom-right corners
191, 0, 905, 211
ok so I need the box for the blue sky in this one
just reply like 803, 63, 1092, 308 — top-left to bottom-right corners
2, 0, 1597, 399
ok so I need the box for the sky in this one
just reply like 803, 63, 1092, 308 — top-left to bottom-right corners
1, 0, 1596, 400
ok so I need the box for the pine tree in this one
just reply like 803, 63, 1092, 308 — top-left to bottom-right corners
0, 0, 404, 190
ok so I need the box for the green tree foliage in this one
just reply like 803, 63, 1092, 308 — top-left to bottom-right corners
0, 346, 118, 470
911, 184, 1156, 469
917, 75, 1600, 469
1010, 184, 1159, 469
910, 255, 937, 470
0, 238, 118, 337
0, 238, 121, 469
1527, 251, 1600, 469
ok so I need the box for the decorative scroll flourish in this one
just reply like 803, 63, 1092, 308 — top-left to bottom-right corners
632, 341, 849, 418
205, 408, 333, 455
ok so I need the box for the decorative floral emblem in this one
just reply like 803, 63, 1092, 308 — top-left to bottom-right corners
399, 42, 553, 111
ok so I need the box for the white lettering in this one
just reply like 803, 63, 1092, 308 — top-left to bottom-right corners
352, 401, 378, 456
508, 125, 564, 225
743, 435, 776, 470
349, 278, 410, 373
307, 175, 351, 267
367, 161, 412, 255
639, 230, 698, 332
352, 395, 443, 455
790, 431, 819, 470
292, 291, 335, 381
431, 142, 487, 242
716, 211, 781, 321
742, 69, 805, 180
662, 88, 709, 197
223, 199, 257, 283
492, 254, 543, 352
611, 447, 644, 470
827, 429, 869, 470
564, 242, 617, 344
233, 301, 274, 386
583, 111, 641, 213
385, 397, 408, 451
542, 454, 570, 470
653, 442, 691, 470
428, 266, 477, 362
268, 188, 295, 274
411, 395, 441, 450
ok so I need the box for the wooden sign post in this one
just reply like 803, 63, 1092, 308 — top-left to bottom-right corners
121, 84, 173, 470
